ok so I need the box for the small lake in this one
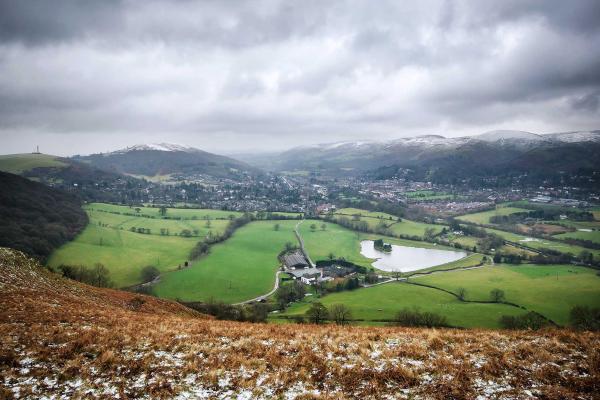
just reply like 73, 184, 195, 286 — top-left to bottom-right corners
360, 240, 468, 272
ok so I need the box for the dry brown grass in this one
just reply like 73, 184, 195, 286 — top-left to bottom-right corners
1, 247, 599, 399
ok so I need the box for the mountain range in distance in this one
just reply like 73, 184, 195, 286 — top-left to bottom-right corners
237, 130, 600, 182
1, 129, 599, 185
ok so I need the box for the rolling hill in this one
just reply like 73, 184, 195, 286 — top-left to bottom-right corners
74, 143, 262, 180
1, 247, 598, 398
242, 130, 600, 185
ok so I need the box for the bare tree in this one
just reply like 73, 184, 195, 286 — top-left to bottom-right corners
330, 304, 353, 325
490, 288, 505, 303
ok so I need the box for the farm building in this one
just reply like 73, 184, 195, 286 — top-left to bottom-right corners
283, 252, 309, 269
286, 267, 324, 285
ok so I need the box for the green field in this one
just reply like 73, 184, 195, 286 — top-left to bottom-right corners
299, 221, 374, 267
405, 190, 455, 201
48, 224, 197, 287
405, 253, 485, 276
412, 264, 600, 326
456, 206, 530, 225
333, 208, 446, 238
87, 208, 229, 237
554, 229, 600, 244
153, 220, 298, 303
0, 153, 68, 174
273, 282, 523, 328
483, 227, 600, 258
87, 203, 243, 220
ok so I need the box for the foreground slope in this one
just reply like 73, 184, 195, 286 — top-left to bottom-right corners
1, 248, 598, 399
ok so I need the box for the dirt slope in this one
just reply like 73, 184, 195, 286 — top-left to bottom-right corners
0, 247, 598, 399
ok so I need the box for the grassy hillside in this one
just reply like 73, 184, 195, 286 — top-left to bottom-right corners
47, 223, 197, 287
0, 153, 68, 174
2, 247, 597, 399
274, 282, 523, 328
153, 220, 298, 303
412, 264, 600, 326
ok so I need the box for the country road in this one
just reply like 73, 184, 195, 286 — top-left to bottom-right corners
233, 271, 283, 305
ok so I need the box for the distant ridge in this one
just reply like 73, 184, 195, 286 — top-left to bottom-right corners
75, 143, 261, 179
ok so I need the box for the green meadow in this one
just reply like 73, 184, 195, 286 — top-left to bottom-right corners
153, 220, 299, 303
456, 206, 530, 225
333, 207, 446, 238
273, 282, 523, 328
483, 227, 600, 259
412, 264, 600, 326
554, 229, 600, 244
47, 223, 197, 287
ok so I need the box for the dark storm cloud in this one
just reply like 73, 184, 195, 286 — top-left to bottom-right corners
0, 0, 599, 155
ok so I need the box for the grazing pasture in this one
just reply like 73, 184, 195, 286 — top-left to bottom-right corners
554, 229, 600, 244
333, 208, 446, 238
456, 206, 529, 225
47, 224, 197, 287
483, 227, 600, 258
412, 264, 600, 326
153, 220, 298, 303
274, 282, 523, 328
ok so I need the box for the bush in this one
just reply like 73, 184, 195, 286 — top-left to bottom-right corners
393, 308, 449, 328
499, 312, 547, 330
306, 302, 329, 324
59, 263, 113, 288
140, 265, 160, 283
570, 306, 600, 331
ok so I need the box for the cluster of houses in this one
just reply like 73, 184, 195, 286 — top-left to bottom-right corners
281, 252, 334, 285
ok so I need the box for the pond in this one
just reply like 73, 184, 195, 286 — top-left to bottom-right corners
360, 240, 468, 272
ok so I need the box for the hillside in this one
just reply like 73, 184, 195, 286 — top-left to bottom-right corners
0, 153, 142, 203
75, 143, 262, 180
0, 172, 87, 261
245, 130, 600, 185
1, 247, 598, 399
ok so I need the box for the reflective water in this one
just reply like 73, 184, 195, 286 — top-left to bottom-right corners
360, 240, 467, 272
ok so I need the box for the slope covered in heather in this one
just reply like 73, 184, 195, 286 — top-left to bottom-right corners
1, 247, 598, 399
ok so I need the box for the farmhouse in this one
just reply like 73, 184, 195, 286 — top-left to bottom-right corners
283, 252, 309, 269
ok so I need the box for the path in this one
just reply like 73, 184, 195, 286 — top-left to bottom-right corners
233, 271, 283, 305
234, 219, 316, 304
294, 220, 316, 267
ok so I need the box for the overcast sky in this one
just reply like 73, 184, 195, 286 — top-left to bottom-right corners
1, 0, 600, 156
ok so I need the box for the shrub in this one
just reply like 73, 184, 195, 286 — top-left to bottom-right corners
570, 306, 600, 331
393, 308, 449, 328
499, 312, 547, 330
140, 265, 160, 283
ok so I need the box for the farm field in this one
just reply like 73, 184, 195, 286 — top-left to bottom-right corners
153, 220, 298, 303
333, 208, 446, 238
86, 202, 243, 220
273, 282, 523, 328
0, 153, 68, 174
405, 253, 485, 276
88, 209, 230, 237
483, 227, 600, 258
555, 229, 600, 244
412, 264, 600, 326
47, 224, 197, 287
456, 206, 529, 225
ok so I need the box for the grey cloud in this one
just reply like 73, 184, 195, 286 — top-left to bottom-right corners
0, 0, 599, 155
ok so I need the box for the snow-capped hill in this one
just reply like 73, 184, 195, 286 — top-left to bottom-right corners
545, 130, 600, 143
476, 130, 544, 142
114, 143, 199, 154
